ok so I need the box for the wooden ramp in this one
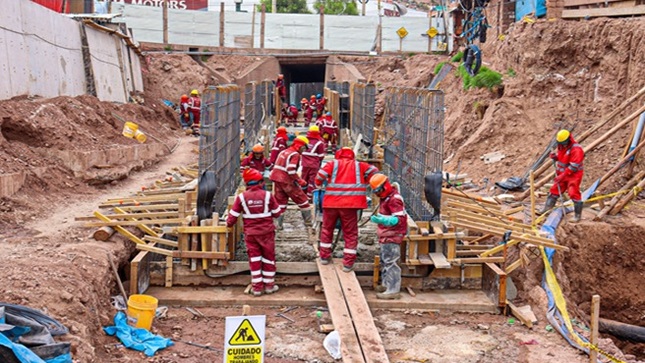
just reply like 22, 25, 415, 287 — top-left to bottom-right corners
317, 258, 390, 363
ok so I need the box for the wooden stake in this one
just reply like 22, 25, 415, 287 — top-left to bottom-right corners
242, 305, 251, 316
319, 6, 324, 50
251, 5, 256, 48
595, 171, 645, 220
590, 295, 600, 363
260, 4, 265, 49
609, 177, 645, 215
530, 170, 536, 227
162, 0, 168, 45
107, 254, 128, 303
373, 255, 380, 289
219, 2, 225, 47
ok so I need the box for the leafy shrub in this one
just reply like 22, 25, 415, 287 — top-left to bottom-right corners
434, 61, 447, 74
450, 52, 464, 62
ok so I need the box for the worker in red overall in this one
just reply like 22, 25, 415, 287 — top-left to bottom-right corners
301, 126, 326, 199
189, 89, 201, 136
315, 93, 327, 117
369, 174, 407, 300
269, 136, 312, 229
301, 98, 313, 127
178, 94, 191, 129
281, 104, 298, 126
538, 129, 585, 222
321, 112, 339, 153
315, 148, 378, 272
226, 169, 283, 296
240, 144, 272, 175
269, 126, 288, 164
276, 74, 286, 104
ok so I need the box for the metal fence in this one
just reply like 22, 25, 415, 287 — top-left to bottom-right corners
289, 82, 325, 110
350, 82, 377, 149
199, 84, 241, 214
244, 81, 273, 153
381, 87, 444, 221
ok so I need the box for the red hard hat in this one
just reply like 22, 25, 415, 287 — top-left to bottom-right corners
335, 147, 355, 160
243, 168, 263, 185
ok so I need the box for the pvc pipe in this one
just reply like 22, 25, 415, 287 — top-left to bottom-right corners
628, 106, 645, 160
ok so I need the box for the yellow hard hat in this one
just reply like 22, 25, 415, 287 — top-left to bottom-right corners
190, 89, 199, 96
556, 129, 570, 143
309, 125, 319, 133
292, 135, 309, 148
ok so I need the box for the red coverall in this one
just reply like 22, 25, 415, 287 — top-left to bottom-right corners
179, 96, 191, 128
269, 131, 288, 165
302, 100, 313, 127
226, 185, 282, 293
321, 116, 339, 152
189, 95, 201, 128
240, 154, 272, 174
316, 97, 327, 115
301, 131, 326, 197
269, 146, 310, 213
276, 79, 286, 103
550, 136, 584, 202
281, 105, 298, 125
315, 149, 378, 268
376, 188, 407, 294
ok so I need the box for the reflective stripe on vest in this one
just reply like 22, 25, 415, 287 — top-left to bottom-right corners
326, 160, 367, 196
239, 192, 271, 219
302, 141, 325, 157
558, 143, 584, 173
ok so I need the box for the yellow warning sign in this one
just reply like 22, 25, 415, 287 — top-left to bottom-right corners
396, 27, 408, 39
228, 319, 262, 346
226, 346, 263, 363
426, 27, 438, 38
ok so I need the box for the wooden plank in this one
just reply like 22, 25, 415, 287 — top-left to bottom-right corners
446, 225, 456, 260
84, 218, 185, 227
333, 263, 390, 363
507, 301, 536, 328
480, 239, 521, 257
173, 226, 230, 233
114, 207, 160, 237
564, 0, 631, 7
136, 243, 173, 256
451, 209, 535, 233
173, 250, 230, 259
316, 259, 365, 363
449, 221, 568, 251
143, 235, 179, 248
453, 257, 505, 264
110, 203, 179, 211
93, 211, 145, 245
407, 232, 463, 241
418, 254, 433, 265
83, 211, 179, 219
165, 255, 173, 287
562, 5, 645, 18
590, 295, 600, 363
446, 200, 521, 220
429, 252, 451, 268
482, 262, 507, 308
104, 193, 186, 203
372, 255, 380, 289
442, 188, 501, 206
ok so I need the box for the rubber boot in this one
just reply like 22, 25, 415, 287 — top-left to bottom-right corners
376, 244, 401, 299
570, 201, 583, 223
537, 195, 558, 215
276, 215, 285, 230
301, 209, 313, 227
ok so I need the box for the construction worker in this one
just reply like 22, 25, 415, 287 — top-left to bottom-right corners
269, 126, 288, 165
269, 136, 313, 229
538, 129, 585, 222
309, 95, 318, 119
281, 103, 298, 126
315, 93, 327, 115
301, 98, 313, 127
276, 74, 286, 104
301, 126, 326, 199
369, 174, 406, 300
178, 94, 191, 129
315, 147, 379, 272
241, 144, 273, 176
226, 169, 283, 296
321, 112, 339, 153
189, 89, 201, 136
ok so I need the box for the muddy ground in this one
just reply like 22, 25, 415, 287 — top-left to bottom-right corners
1, 8, 644, 363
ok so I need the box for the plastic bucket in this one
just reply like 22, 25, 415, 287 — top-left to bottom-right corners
122, 122, 139, 138
134, 130, 147, 143
126, 294, 158, 330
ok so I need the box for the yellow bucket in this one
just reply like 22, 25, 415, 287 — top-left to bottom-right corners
122, 122, 139, 138
134, 130, 147, 143
126, 294, 158, 330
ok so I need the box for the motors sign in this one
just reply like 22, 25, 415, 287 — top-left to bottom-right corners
112, 0, 208, 10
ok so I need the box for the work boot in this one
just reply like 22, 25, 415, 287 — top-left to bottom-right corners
537, 195, 558, 215
301, 209, 313, 227
251, 290, 262, 297
320, 257, 331, 265
375, 285, 387, 293
276, 215, 285, 230
264, 285, 279, 294
570, 201, 583, 223
342, 264, 355, 273
376, 292, 401, 300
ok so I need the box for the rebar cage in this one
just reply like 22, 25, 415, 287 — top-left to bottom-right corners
381, 87, 444, 221
243, 81, 273, 153
350, 82, 377, 147
199, 85, 241, 215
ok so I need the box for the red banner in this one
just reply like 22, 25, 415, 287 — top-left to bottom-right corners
113, 0, 209, 11
31, 0, 70, 13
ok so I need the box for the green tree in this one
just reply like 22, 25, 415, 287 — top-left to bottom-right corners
257, 0, 310, 14
313, 0, 359, 15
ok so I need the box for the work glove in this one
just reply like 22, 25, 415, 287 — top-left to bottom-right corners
550, 153, 557, 161
370, 214, 399, 227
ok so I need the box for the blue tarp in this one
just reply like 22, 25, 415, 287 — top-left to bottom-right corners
515, 0, 546, 21
103, 312, 174, 357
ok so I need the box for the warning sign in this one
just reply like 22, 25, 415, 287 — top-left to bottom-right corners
224, 315, 265, 363
228, 319, 261, 345
396, 27, 408, 39
426, 27, 438, 38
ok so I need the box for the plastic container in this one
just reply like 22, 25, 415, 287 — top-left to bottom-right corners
323, 330, 341, 360
126, 294, 158, 330
134, 129, 147, 143
122, 122, 139, 138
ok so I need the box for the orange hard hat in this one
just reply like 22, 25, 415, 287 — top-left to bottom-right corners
369, 173, 388, 190
243, 168, 263, 185
301, 98, 308, 103
278, 74, 284, 79
277, 126, 287, 133
310, 95, 316, 99
252, 144, 264, 153
180, 94, 188, 101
